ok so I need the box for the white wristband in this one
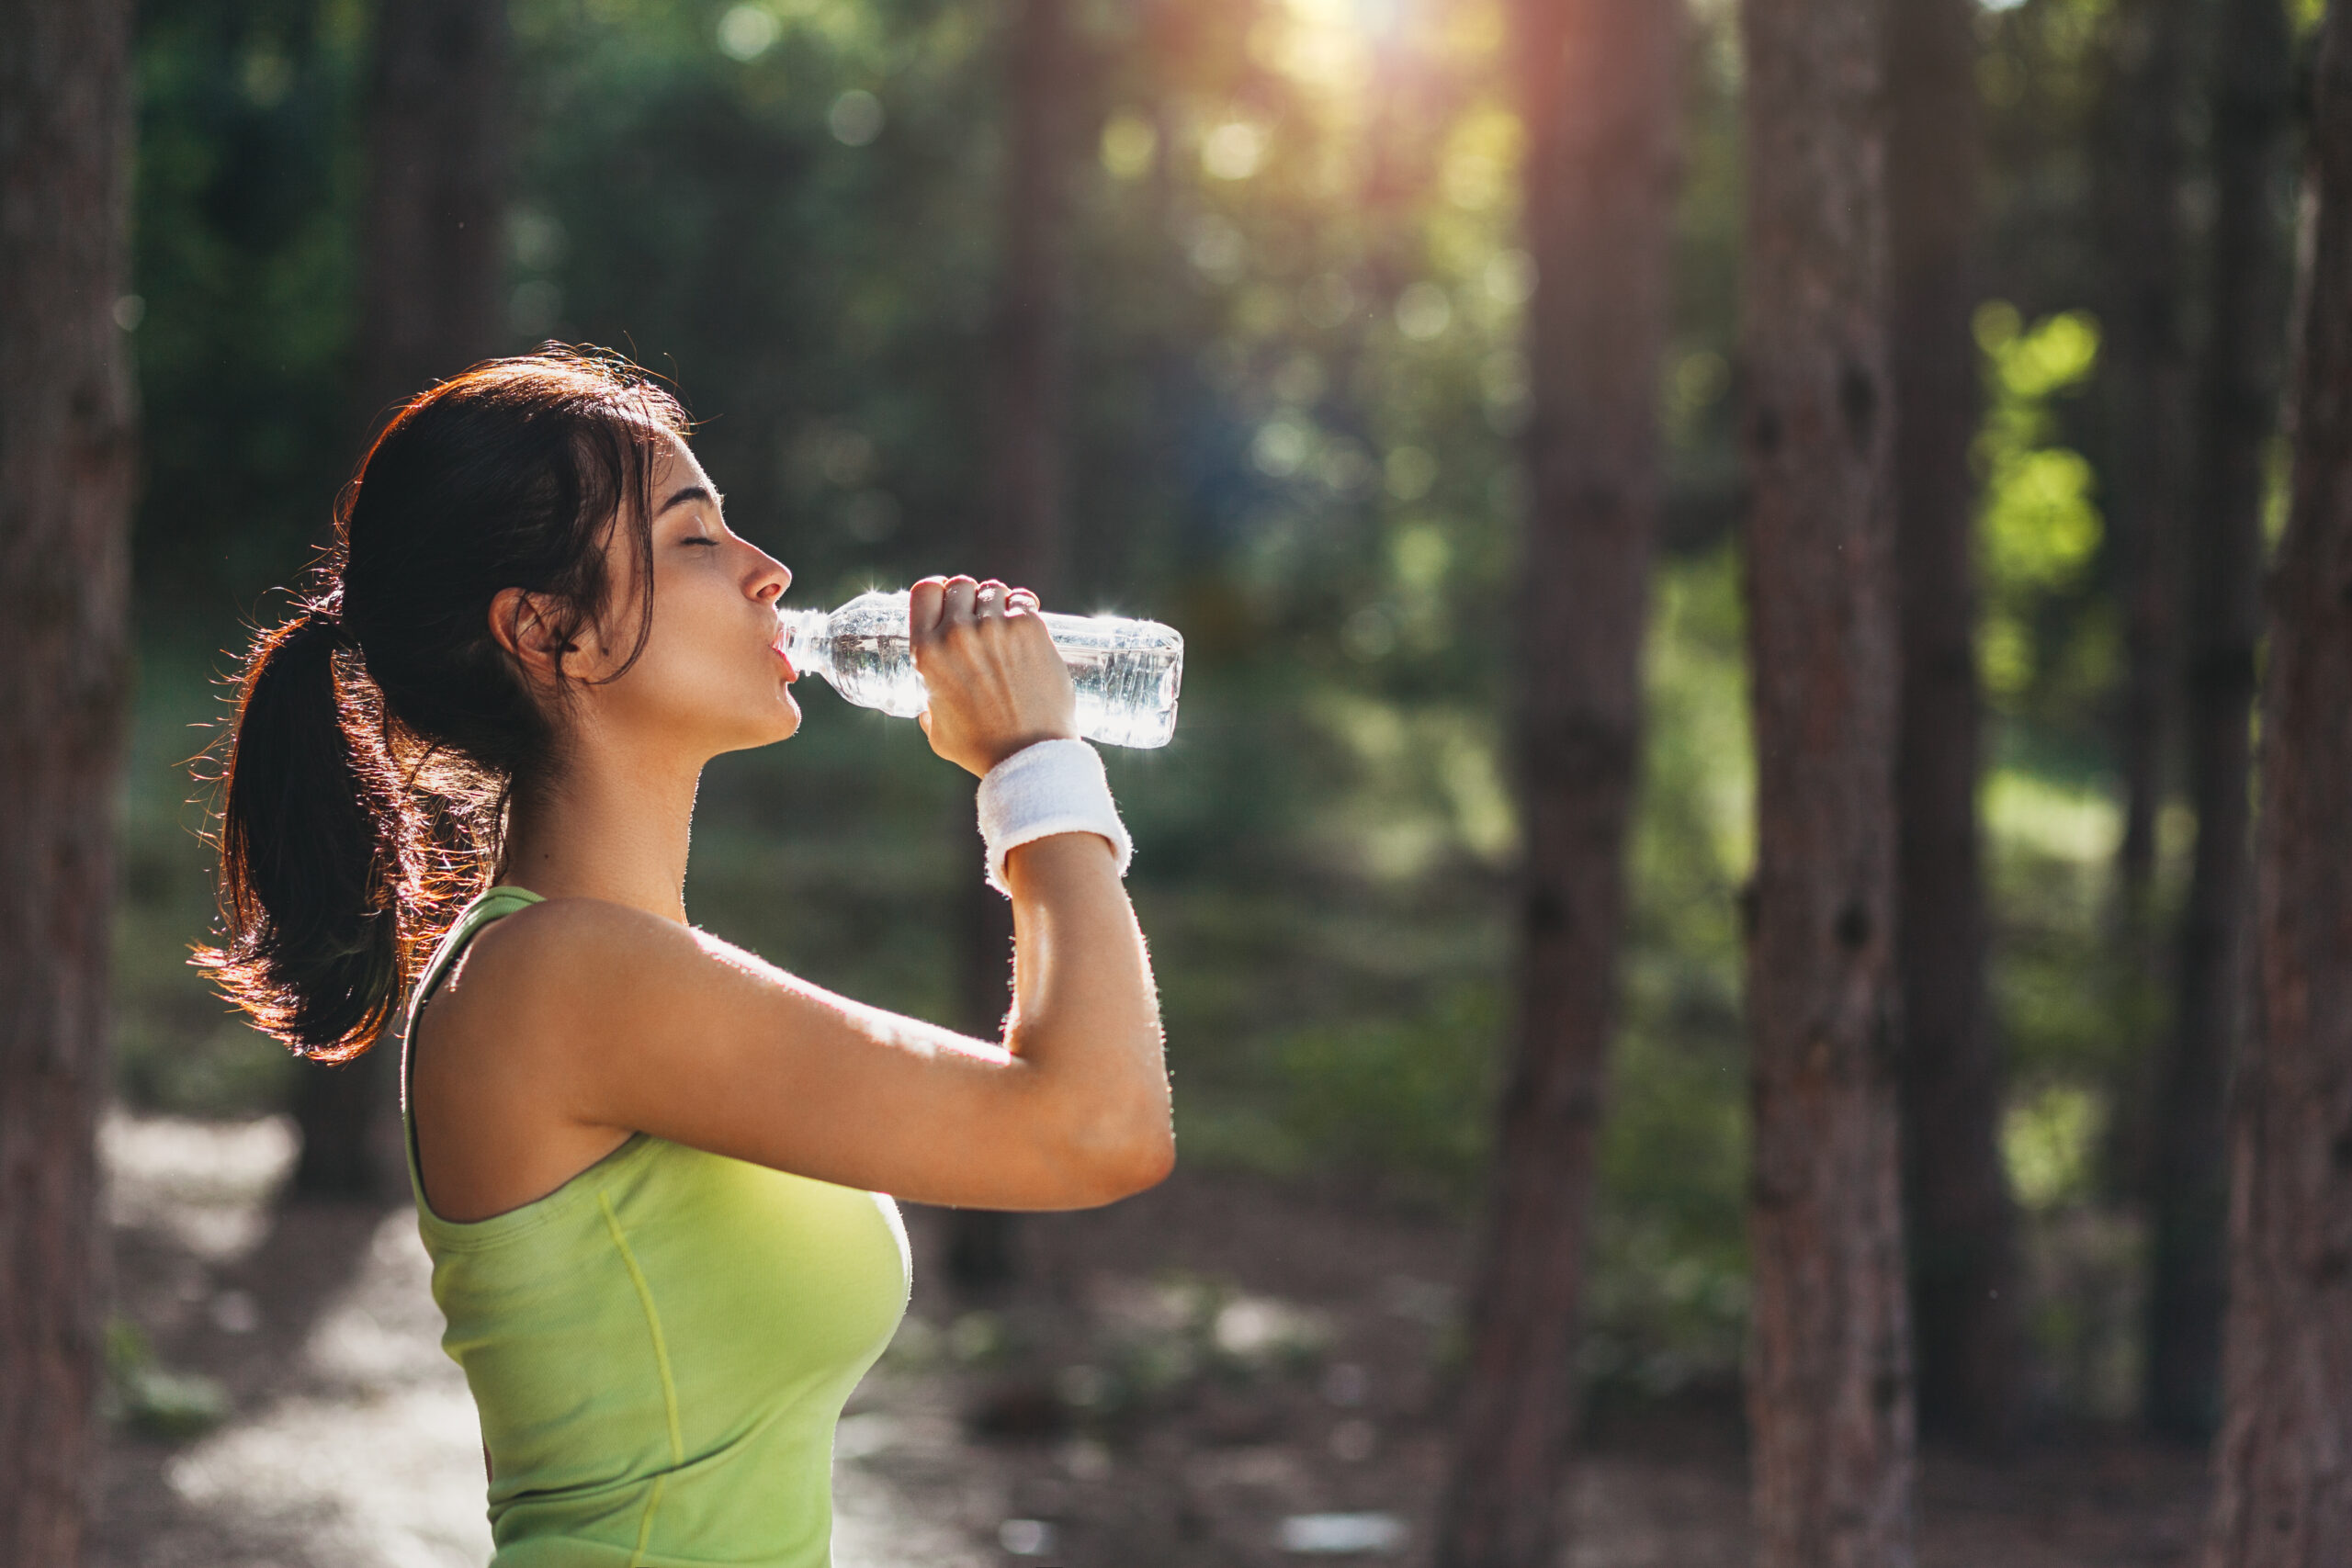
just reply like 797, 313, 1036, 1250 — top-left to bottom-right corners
976, 739, 1132, 896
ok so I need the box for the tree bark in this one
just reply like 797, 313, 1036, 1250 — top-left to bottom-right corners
2148, 0, 2294, 1447
1887, 0, 2024, 1450
1739, 0, 1918, 1561
1431, 3, 1682, 1563
0, 0, 137, 1556
295, 0, 511, 1201
2099, 0, 2195, 931
948, 0, 1079, 1292
2202, 8, 2352, 1556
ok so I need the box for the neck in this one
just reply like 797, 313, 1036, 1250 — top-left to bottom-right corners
497, 729, 703, 925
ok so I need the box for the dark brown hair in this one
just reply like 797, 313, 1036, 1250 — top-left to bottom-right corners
198, 348, 688, 1060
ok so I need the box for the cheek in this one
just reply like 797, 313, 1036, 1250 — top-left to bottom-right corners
622, 576, 766, 710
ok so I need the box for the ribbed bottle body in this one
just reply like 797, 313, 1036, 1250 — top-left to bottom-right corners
774, 591, 1182, 748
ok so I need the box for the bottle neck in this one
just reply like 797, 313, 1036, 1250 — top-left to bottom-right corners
774, 606, 833, 685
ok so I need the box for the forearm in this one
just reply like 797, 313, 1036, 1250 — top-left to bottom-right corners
999, 833, 1171, 1187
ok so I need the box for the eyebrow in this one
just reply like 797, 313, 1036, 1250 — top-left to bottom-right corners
656, 484, 720, 516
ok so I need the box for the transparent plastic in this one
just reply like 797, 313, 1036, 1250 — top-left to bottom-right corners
774, 589, 1184, 749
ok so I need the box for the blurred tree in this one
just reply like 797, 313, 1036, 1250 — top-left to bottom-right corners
1738, 0, 1917, 1556
2204, 4, 2352, 1551
0, 0, 137, 1555
1434, 0, 1683, 1561
2146, 0, 2295, 1447
1888, 0, 2025, 1449
2092, 0, 2190, 1235
948, 0, 1081, 1292
290, 0, 511, 1201
2099, 0, 2193, 931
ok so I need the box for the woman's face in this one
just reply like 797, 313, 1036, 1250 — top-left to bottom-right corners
570, 434, 799, 761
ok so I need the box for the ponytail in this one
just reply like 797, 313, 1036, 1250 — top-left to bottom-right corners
196, 348, 687, 1059
198, 606, 408, 1060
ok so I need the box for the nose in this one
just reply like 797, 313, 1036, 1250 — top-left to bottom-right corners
749, 547, 790, 605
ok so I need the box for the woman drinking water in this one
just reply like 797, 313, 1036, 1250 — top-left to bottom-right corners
199, 348, 1172, 1565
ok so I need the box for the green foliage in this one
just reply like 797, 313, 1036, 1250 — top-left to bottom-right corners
110, 0, 2236, 1421
130, 0, 368, 618
1974, 301, 2109, 717
2005, 1082, 2103, 1210
1586, 544, 1752, 1393
1267, 985, 1499, 1204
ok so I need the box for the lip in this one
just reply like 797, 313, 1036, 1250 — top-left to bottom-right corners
771, 636, 797, 681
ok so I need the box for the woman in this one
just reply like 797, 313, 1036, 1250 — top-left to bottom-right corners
200, 349, 1172, 1565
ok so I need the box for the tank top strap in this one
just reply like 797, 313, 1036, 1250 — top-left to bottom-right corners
400, 885, 546, 1207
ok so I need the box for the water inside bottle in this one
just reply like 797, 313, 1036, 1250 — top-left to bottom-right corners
775, 591, 1182, 748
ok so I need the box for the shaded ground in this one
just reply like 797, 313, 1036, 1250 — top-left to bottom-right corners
94, 1112, 2209, 1566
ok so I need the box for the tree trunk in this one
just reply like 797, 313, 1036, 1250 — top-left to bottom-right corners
0, 0, 137, 1557
295, 0, 510, 1201
2094, 0, 2194, 1224
2100, 0, 2195, 931
2146, 0, 2293, 1447
947, 0, 1078, 1292
1431, 3, 1682, 1563
2202, 7, 2352, 1555
1887, 0, 2024, 1450
1739, 0, 1918, 1560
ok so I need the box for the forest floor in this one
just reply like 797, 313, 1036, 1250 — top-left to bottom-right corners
93, 1111, 2209, 1568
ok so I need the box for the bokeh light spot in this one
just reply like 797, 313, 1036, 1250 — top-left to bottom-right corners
1100, 113, 1158, 179
1252, 420, 1314, 478
508, 208, 569, 272
1203, 120, 1269, 181
829, 89, 885, 146
716, 5, 780, 62
1395, 282, 1453, 341
1385, 446, 1437, 501
1483, 249, 1535, 307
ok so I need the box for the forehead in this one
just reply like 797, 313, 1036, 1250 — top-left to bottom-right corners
646, 434, 713, 499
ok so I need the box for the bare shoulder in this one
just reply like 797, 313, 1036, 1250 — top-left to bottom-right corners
424, 897, 709, 1051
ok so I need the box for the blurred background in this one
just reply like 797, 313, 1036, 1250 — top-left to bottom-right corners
91, 0, 2303, 1561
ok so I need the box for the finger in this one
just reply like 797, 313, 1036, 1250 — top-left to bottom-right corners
909, 577, 948, 641
1012, 603, 1060, 657
940, 575, 978, 626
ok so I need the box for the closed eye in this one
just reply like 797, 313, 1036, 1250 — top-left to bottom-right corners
682, 536, 720, 548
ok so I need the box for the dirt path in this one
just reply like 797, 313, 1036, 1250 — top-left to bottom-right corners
92, 1112, 2210, 1566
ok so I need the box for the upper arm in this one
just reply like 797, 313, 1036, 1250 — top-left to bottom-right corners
452, 898, 1165, 1210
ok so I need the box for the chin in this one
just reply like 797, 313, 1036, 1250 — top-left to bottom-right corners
695, 693, 801, 757
753, 692, 803, 747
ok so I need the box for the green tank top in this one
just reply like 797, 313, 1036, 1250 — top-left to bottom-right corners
400, 886, 910, 1567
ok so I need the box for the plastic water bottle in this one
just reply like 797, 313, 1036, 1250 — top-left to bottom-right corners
774, 590, 1184, 749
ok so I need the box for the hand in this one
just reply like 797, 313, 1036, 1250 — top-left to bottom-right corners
910, 575, 1078, 775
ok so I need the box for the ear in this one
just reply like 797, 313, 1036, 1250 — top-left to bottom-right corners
488, 588, 580, 684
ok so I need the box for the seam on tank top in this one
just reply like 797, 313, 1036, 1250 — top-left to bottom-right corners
599, 1189, 684, 1565
628, 1473, 668, 1568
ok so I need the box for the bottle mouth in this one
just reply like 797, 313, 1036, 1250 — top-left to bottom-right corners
772, 606, 823, 680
